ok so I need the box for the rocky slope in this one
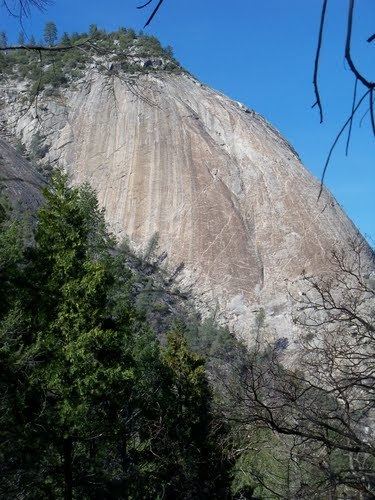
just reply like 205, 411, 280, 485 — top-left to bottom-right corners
0, 61, 366, 343
0, 135, 45, 213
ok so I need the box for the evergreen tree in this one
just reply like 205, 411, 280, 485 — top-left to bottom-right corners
60, 32, 70, 46
70, 32, 80, 43
0, 31, 7, 49
0, 174, 231, 498
165, 44, 174, 58
0, 190, 25, 315
0, 190, 35, 497
161, 328, 227, 497
23, 173, 122, 497
89, 24, 98, 36
43, 21, 57, 46
18, 31, 25, 45
29, 34, 36, 46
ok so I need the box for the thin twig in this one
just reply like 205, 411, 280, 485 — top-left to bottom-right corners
359, 107, 371, 128
369, 89, 375, 137
2, 0, 49, 19
318, 89, 370, 199
345, 77, 358, 155
137, 0, 153, 8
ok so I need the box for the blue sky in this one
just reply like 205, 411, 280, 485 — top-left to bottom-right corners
2, 0, 374, 242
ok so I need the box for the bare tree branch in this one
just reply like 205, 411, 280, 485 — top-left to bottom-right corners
2, 0, 49, 19
215, 239, 375, 496
345, 77, 358, 155
318, 89, 370, 199
345, 0, 374, 90
312, 0, 328, 124
369, 88, 375, 137
138, 0, 166, 28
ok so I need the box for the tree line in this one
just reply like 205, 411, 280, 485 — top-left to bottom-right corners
0, 22, 100, 49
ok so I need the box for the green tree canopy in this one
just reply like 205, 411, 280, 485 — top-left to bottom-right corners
0, 31, 7, 48
43, 21, 57, 46
60, 32, 70, 46
0, 173, 231, 499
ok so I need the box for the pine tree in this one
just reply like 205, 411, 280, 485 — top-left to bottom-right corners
89, 24, 98, 36
24, 173, 121, 497
43, 21, 57, 46
60, 32, 70, 46
162, 328, 214, 495
165, 44, 174, 58
0, 190, 36, 496
158, 327, 231, 498
1, 174, 129, 497
0, 189, 25, 315
18, 31, 25, 45
70, 32, 80, 43
0, 31, 7, 49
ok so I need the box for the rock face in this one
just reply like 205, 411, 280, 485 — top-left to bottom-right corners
0, 71, 365, 341
0, 136, 45, 213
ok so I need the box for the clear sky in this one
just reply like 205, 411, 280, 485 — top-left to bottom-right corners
1, 0, 374, 243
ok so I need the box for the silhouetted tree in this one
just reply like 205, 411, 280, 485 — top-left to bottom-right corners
89, 23, 98, 36
218, 239, 375, 497
43, 21, 57, 46
17, 31, 25, 45
60, 32, 70, 46
0, 31, 7, 48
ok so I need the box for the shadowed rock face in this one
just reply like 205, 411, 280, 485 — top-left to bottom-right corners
0, 72, 365, 340
0, 137, 45, 213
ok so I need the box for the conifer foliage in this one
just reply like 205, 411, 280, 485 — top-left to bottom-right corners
43, 21, 58, 46
0, 31, 7, 49
0, 173, 229, 499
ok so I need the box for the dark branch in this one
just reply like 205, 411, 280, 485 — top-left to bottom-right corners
143, 0, 165, 28
137, 0, 153, 8
370, 89, 375, 137
0, 42, 89, 52
345, 77, 358, 155
312, 0, 328, 123
318, 89, 370, 199
345, 0, 375, 90
2, 0, 49, 18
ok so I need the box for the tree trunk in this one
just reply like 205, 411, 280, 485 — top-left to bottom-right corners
63, 437, 73, 500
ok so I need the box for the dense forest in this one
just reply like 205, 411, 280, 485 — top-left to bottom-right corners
0, 172, 232, 498
1, 170, 374, 499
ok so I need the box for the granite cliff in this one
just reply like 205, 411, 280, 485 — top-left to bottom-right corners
0, 135, 45, 212
0, 41, 366, 343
